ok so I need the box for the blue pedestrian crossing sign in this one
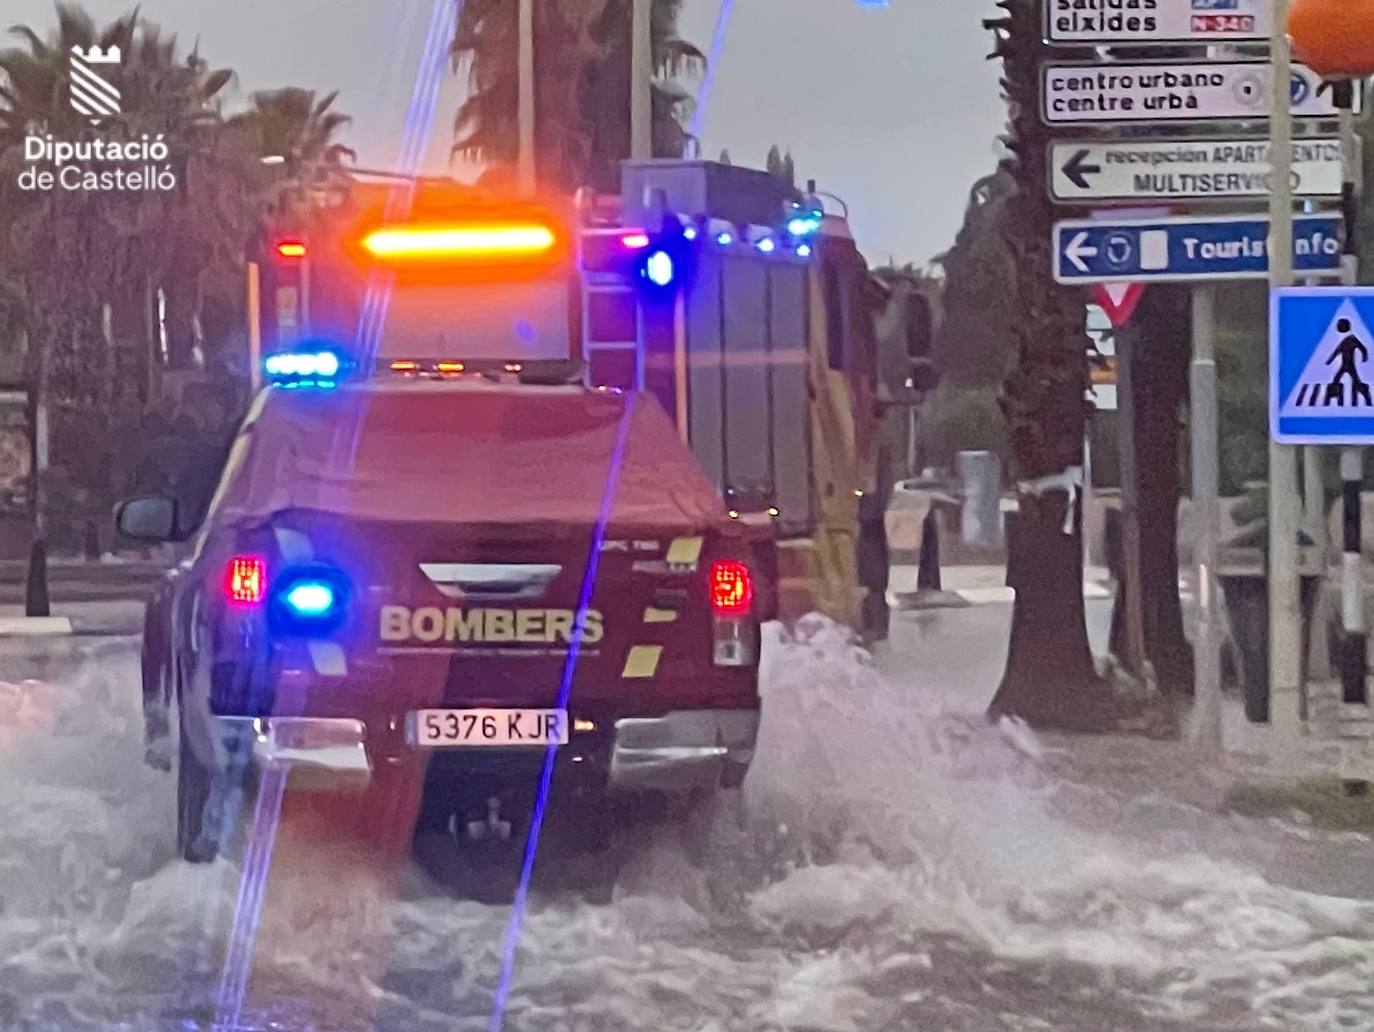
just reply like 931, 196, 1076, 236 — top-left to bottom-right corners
1272, 288, 1374, 444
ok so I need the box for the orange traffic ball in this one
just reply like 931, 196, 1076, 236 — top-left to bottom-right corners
1288, 0, 1374, 79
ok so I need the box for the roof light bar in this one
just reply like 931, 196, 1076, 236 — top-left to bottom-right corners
264, 348, 345, 387
361, 223, 558, 258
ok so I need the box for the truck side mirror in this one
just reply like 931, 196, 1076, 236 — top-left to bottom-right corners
115, 495, 180, 542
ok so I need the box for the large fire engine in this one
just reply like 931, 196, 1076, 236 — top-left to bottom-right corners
258, 159, 908, 638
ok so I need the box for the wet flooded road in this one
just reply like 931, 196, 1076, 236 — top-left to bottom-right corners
1, 614, 1371, 1031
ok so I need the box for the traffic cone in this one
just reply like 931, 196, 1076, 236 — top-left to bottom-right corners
917, 509, 942, 591
25, 537, 50, 618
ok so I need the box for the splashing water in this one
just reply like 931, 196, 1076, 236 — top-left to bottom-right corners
0, 622, 1372, 1031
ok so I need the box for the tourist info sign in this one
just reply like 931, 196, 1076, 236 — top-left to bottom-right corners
1042, 62, 1337, 125
1053, 213, 1343, 284
1049, 138, 1344, 203
1272, 288, 1374, 445
1046, 0, 1270, 45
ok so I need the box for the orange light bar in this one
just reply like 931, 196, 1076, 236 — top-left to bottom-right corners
390, 359, 419, 373
275, 240, 308, 259
436, 361, 465, 374
361, 223, 557, 259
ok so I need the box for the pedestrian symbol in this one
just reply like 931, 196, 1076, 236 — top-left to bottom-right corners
1272, 288, 1374, 444
1280, 303, 1374, 414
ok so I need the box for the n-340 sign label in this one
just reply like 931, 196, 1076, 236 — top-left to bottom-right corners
1046, 0, 1270, 45
1050, 138, 1344, 203
1043, 62, 1336, 124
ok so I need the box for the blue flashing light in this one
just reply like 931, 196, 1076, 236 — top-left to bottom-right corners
787, 215, 822, 237
683, 226, 698, 241
264, 347, 349, 388
270, 564, 350, 635
715, 231, 734, 246
644, 250, 676, 288
756, 236, 776, 254
797, 243, 813, 259
283, 580, 336, 617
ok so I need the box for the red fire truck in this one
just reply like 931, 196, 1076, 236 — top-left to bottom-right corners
258, 160, 902, 638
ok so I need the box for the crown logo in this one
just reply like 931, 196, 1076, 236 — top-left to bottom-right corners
68, 45, 122, 122
71, 44, 121, 64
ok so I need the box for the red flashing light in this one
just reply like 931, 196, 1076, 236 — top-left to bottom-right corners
710, 560, 753, 617
436, 361, 465, 374
275, 240, 308, 260
620, 233, 651, 249
390, 359, 419, 373
224, 556, 266, 605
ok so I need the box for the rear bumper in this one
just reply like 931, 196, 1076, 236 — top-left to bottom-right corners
608, 709, 758, 793
212, 707, 759, 796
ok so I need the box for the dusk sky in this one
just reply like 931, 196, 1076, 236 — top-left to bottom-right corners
6, 0, 1005, 266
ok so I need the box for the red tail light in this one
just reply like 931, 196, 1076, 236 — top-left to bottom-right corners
224, 555, 267, 605
275, 239, 308, 260
710, 560, 753, 617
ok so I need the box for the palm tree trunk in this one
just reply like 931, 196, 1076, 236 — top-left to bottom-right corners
983, 0, 1114, 728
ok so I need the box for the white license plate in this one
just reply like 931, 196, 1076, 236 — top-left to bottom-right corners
409, 709, 568, 748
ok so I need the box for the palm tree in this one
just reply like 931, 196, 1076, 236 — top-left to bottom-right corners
228, 87, 356, 222
451, 0, 703, 192
981, 0, 1118, 731
0, 3, 248, 551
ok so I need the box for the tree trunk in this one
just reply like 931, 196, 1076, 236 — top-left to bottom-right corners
1109, 287, 1194, 693
990, 486, 1121, 729
982, 0, 1110, 728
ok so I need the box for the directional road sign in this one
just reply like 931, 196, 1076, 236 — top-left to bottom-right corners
1043, 62, 1337, 125
1053, 213, 1344, 285
1046, 0, 1269, 45
1049, 138, 1343, 204
1272, 289, 1374, 445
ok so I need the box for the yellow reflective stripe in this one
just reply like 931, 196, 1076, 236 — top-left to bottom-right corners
643, 607, 678, 624
621, 645, 663, 679
665, 536, 704, 566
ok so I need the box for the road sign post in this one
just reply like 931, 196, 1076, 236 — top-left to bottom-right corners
1116, 323, 1155, 691
1335, 82, 1367, 709
1054, 213, 1343, 284
1269, 0, 1304, 742
1192, 284, 1222, 751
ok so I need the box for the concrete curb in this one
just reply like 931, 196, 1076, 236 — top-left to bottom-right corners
908, 583, 1114, 607
0, 616, 74, 636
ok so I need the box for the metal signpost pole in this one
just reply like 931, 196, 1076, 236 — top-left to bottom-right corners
1192, 283, 1222, 750
1116, 323, 1153, 687
517, 0, 536, 193
630, 0, 653, 161
1335, 81, 1368, 706
1269, 0, 1303, 740
246, 261, 262, 395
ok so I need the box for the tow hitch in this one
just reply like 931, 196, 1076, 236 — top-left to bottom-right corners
463, 796, 513, 842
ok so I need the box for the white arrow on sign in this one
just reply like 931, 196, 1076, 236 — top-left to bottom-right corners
1065, 232, 1098, 273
